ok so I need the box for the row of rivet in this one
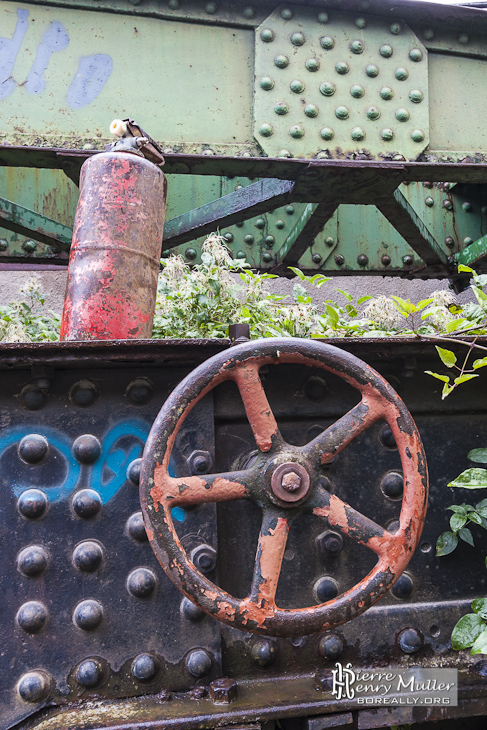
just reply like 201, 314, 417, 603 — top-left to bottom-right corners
270, 57, 416, 75
19, 377, 153, 411
259, 123, 425, 144
16, 434, 142, 471
0, 239, 38, 253
333, 253, 414, 267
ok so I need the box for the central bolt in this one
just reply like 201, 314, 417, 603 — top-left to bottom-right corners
281, 471, 302, 492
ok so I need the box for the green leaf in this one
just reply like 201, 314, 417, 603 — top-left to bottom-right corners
391, 295, 415, 316
336, 288, 353, 302
436, 531, 458, 556
445, 318, 467, 333
449, 468, 487, 489
450, 513, 467, 532
451, 613, 484, 649
472, 285, 487, 306
471, 629, 487, 655
435, 346, 457, 368
416, 297, 434, 310
458, 264, 474, 274
425, 371, 450, 383
454, 373, 478, 385
473, 358, 487, 370
470, 512, 484, 525
323, 304, 339, 329
459, 527, 474, 546
472, 598, 487, 619
357, 295, 372, 305
477, 498, 487, 510
442, 382, 455, 399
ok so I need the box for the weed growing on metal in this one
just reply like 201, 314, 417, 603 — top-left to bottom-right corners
0, 277, 61, 342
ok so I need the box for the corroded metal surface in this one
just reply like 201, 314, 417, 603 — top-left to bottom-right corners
140, 338, 428, 637
60, 152, 166, 340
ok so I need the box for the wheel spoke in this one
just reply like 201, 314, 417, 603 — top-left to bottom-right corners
303, 398, 385, 465
311, 488, 391, 556
152, 468, 250, 509
248, 510, 289, 607
232, 362, 281, 452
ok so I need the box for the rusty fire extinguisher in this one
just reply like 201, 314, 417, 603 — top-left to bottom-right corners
60, 119, 167, 341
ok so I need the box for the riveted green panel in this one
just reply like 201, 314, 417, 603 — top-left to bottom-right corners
253, 5, 429, 160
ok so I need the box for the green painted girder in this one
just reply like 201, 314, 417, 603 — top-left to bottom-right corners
0, 197, 72, 251
454, 235, 487, 268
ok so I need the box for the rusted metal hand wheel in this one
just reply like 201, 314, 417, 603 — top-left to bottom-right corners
140, 338, 428, 637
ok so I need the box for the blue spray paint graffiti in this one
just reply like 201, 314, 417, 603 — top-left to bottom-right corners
0, 8, 112, 105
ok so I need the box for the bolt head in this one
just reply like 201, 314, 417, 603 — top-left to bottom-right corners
281, 471, 302, 492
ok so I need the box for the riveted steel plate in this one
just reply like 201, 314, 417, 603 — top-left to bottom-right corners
254, 6, 429, 160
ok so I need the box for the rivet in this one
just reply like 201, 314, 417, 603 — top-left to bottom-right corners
277, 149, 293, 158
381, 128, 394, 141
0, 239, 7, 251
260, 28, 274, 42
318, 11, 329, 23
366, 106, 380, 120
409, 89, 424, 103
351, 127, 365, 141
20, 383, 48, 410
402, 254, 414, 265
350, 39, 365, 54
350, 84, 364, 98
357, 253, 368, 265
17, 601, 48, 633
365, 64, 379, 77
381, 254, 391, 265
423, 28, 434, 40
443, 199, 453, 211
186, 648, 212, 677
274, 54, 289, 68
70, 379, 99, 407
390, 22, 401, 34
73, 599, 103, 630
423, 181, 433, 188
305, 57, 320, 72
315, 576, 339, 602
251, 639, 277, 667
223, 231, 234, 243
395, 108, 410, 122
73, 541, 103, 572
127, 458, 142, 486
335, 61, 349, 75
259, 76, 274, 90
355, 17, 366, 29
275, 219, 285, 229
320, 127, 334, 141
391, 573, 413, 599
286, 205, 295, 215
18, 434, 48, 464
411, 129, 425, 142
127, 567, 157, 598
73, 434, 101, 465
325, 236, 335, 246
132, 654, 158, 681
244, 234, 255, 244
335, 106, 349, 119
335, 254, 345, 265
318, 634, 343, 659
409, 49, 422, 64
265, 235, 275, 247
399, 627, 423, 654
425, 197, 434, 207
462, 201, 472, 212
281, 7, 293, 19
289, 124, 305, 138
445, 237, 455, 248
255, 217, 266, 229
235, 220, 244, 227
304, 103, 319, 117
274, 102, 289, 117
464, 237, 474, 246
312, 253, 322, 264
127, 511, 148, 542
380, 86, 394, 100
181, 596, 206, 622
262, 252, 273, 263
17, 671, 51, 703
23, 240, 37, 254
395, 67, 408, 81
290, 79, 305, 93
291, 32, 305, 46
72, 489, 102, 519
77, 659, 104, 688
459, 33, 469, 45
380, 425, 396, 448
205, 1, 217, 12
202, 149, 214, 156
380, 471, 404, 500
320, 36, 334, 50
185, 247, 196, 261
380, 44, 393, 58
18, 489, 48, 520
17, 545, 49, 576
242, 6, 255, 18
259, 123, 273, 137
320, 81, 335, 96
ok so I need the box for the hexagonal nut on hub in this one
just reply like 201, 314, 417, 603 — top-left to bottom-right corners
270, 462, 310, 503
281, 471, 302, 492
209, 677, 238, 703
316, 530, 343, 555
187, 450, 213, 475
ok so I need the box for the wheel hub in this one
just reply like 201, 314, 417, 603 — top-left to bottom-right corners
270, 462, 310, 503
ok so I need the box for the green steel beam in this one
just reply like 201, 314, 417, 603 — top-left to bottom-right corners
0, 197, 72, 251
454, 235, 487, 268
273, 203, 338, 271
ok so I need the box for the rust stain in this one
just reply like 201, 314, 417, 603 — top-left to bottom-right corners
232, 362, 278, 452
